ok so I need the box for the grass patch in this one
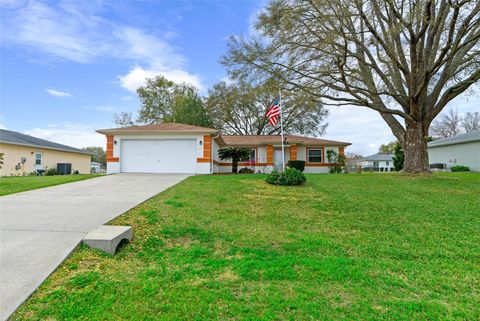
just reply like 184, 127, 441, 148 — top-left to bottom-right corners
0, 174, 101, 196
13, 173, 480, 320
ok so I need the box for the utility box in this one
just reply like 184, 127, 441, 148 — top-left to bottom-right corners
57, 163, 72, 175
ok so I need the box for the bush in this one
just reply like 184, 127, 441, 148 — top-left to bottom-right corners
287, 160, 305, 172
238, 167, 255, 174
45, 168, 57, 176
451, 165, 470, 172
266, 168, 306, 186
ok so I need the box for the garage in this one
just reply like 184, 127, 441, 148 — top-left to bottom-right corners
120, 139, 197, 173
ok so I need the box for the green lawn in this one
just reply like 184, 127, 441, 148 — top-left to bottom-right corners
13, 173, 480, 320
0, 174, 101, 196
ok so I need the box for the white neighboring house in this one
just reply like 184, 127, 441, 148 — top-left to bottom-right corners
428, 130, 480, 172
362, 153, 395, 172
96, 123, 351, 174
90, 162, 103, 173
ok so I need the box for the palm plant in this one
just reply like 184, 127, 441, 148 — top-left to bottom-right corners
218, 147, 251, 173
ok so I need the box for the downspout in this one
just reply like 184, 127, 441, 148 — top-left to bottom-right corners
211, 133, 220, 174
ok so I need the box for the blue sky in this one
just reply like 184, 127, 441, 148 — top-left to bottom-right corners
1, 0, 478, 155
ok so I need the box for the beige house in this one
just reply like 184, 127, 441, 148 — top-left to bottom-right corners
0, 129, 91, 176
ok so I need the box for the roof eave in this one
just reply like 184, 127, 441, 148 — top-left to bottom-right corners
0, 140, 93, 155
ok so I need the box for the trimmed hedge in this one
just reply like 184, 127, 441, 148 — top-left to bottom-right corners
451, 165, 470, 172
287, 160, 305, 172
266, 168, 306, 186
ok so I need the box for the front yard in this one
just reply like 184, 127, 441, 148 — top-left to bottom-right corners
13, 173, 480, 320
0, 174, 100, 196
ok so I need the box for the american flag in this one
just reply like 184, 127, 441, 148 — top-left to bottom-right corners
266, 97, 281, 126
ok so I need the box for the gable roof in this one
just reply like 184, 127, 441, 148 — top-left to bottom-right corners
96, 123, 218, 135
220, 135, 351, 146
363, 153, 394, 161
428, 130, 480, 148
0, 129, 92, 155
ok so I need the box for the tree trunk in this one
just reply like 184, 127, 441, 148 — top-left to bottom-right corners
403, 121, 430, 173
232, 160, 238, 173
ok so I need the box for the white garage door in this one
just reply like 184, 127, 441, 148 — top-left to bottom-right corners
121, 139, 197, 173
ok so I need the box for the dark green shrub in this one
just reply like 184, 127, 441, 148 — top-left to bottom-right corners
326, 150, 346, 173
287, 160, 305, 172
266, 168, 306, 186
393, 142, 404, 171
238, 167, 255, 174
45, 168, 57, 176
451, 165, 470, 172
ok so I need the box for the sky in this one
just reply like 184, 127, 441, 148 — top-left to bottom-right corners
1, 0, 479, 156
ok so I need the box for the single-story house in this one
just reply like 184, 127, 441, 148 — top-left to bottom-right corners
0, 129, 92, 176
361, 153, 394, 172
428, 130, 480, 172
96, 123, 351, 174
91, 162, 103, 173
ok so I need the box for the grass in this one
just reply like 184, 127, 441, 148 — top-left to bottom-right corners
13, 173, 480, 320
0, 174, 101, 196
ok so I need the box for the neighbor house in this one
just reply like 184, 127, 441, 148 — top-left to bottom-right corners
96, 123, 351, 174
0, 129, 92, 176
361, 153, 394, 172
428, 130, 480, 172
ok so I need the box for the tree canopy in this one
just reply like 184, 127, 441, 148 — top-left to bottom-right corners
223, 0, 480, 173
136, 75, 212, 127
82, 146, 106, 165
206, 79, 327, 135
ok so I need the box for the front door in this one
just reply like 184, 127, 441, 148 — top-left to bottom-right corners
274, 149, 284, 170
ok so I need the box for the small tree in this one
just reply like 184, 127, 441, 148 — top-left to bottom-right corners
0, 152, 3, 169
326, 150, 346, 174
393, 143, 405, 172
218, 147, 251, 173
82, 146, 106, 166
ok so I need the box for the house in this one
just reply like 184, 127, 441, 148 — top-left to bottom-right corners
0, 129, 92, 176
428, 130, 480, 172
361, 153, 394, 172
95, 123, 351, 174
90, 162, 103, 173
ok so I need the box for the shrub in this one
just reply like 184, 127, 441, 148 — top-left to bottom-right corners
287, 160, 305, 172
45, 168, 57, 176
451, 165, 470, 172
326, 150, 346, 173
266, 168, 306, 186
238, 167, 255, 174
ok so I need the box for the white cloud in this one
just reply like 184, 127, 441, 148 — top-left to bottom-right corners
118, 66, 203, 92
23, 123, 105, 148
121, 95, 134, 101
325, 106, 396, 156
1, 1, 203, 90
46, 88, 71, 97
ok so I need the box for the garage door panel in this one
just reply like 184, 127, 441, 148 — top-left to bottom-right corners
121, 139, 197, 173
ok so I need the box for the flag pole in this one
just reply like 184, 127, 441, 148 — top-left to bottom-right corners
279, 89, 285, 171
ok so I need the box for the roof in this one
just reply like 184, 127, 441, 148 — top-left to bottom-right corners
363, 153, 394, 161
428, 130, 480, 148
0, 129, 92, 155
220, 135, 351, 146
96, 123, 218, 135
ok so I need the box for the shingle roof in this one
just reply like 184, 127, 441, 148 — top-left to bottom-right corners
428, 130, 480, 147
221, 135, 351, 146
0, 129, 92, 155
363, 153, 394, 161
96, 123, 218, 134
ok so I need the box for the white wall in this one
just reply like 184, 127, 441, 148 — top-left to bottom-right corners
362, 160, 394, 172
428, 141, 480, 172
107, 133, 207, 174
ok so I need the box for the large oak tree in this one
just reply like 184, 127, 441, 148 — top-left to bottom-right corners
223, 0, 480, 173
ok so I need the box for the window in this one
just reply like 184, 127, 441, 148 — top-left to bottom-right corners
35, 153, 42, 165
308, 149, 322, 163
386, 161, 390, 166
373, 161, 379, 167
248, 149, 256, 162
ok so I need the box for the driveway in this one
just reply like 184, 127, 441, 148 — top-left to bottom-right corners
0, 173, 189, 320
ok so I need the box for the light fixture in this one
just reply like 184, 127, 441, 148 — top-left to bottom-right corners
114, 140, 118, 144
199, 140, 203, 146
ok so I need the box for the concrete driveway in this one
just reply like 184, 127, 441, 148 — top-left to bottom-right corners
0, 173, 189, 320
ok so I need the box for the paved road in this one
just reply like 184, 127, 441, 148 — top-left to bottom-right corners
0, 173, 189, 320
